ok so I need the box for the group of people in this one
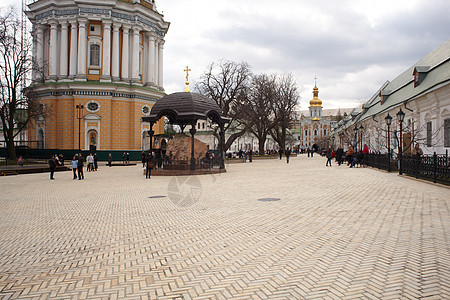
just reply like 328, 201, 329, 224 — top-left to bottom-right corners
122, 152, 130, 165
323, 144, 369, 167
70, 153, 87, 180
48, 153, 69, 179
278, 148, 292, 163
48, 152, 101, 180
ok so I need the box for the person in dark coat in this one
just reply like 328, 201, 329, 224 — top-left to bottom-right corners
145, 153, 154, 179
77, 153, 84, 180
48, 154, 57, 180
108, 153, 112, 167
285, 148, 291, 163
278, 149, 283, 160
325, 146, 333, 167
141, 151, 146, 167
93, 153, 98, 171
335, 145, 344, 166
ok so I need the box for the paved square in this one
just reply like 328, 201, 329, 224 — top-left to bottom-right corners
1, 156, 449, 299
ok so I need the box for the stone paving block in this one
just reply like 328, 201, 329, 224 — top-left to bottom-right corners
0, 155, 449, 298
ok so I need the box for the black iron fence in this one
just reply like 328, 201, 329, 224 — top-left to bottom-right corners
159, 156, 223, 170
363, 153, 449, 185
363, 153, 396, 172
402, 153, 449, 184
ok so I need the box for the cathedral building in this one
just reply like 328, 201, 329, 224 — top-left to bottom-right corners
25, 0, 169, 152
297, 83, 337, 148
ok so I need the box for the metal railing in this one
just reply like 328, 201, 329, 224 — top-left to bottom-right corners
154, 156, 222, 170
363, 153, 395, 172
362, 153, 449, 184
402, 153, 449, 184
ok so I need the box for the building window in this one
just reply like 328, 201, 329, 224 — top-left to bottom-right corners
426, 121, 432, 147
142, 105, 150, 116
305, 130, 308, 136
445, 118, 450, 147
324, 129, 327, 136
314, 130, 317, 136
86, 101, 100, 113
414, 72, 420, 87
89, 44, 100, 66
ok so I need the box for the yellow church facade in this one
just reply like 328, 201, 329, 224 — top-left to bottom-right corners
297, 84, 337, 148
26, 0, 169, 151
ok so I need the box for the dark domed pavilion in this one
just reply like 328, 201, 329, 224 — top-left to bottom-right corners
142, 91, 228, 171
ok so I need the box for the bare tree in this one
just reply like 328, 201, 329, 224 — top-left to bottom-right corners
270, 73, 300, 151
195, 60, 252, 151
237, 73, 277, 155
0, 8, 33, 160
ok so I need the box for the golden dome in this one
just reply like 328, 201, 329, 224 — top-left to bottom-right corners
309, 85, 323, 107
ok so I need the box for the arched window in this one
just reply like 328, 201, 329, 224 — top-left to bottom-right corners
314, 129, 318, 136
89, 44, 100, 66
37, 129, 44, 149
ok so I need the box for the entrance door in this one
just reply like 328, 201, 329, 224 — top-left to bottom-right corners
88, 130, 97, 152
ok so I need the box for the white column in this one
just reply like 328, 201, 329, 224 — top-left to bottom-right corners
34, 25, 45, 82
69, 19, 78, 78
101, 20, 112, 81
147, 32, 155, 86
131, 25, 141, 83
153, 38, 159, 87
48, 20, 58, 80
158, 40, 164, 89
59, 20, 69, 79
76, 18, 87, 80
121, 24, 130, 81
111, 23, 120, 81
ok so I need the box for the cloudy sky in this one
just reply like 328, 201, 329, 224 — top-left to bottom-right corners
2, 0, 449, 109
157, 0, 449, 109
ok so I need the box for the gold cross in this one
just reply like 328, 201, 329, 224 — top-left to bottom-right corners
184, 66, 191, 92
314, 76, 318, 85
184, 66, 191, 82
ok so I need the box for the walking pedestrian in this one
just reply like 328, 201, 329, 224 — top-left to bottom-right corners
141, 151, 146, 168
48, 154, 56, 180
285, 148, 291, 163
278, 149, 283, 160
87, 153, 94, 172
71, 155, 78, 179
326, 146, 333, 166
335, 145, 344, 166
93, 153, 98, 171
77, 153, 84, 180
145, 152, 154, 179
108, 153, 112, 167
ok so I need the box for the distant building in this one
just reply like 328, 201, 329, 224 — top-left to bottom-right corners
25, 0, 169, 151
294, 83, 338, 148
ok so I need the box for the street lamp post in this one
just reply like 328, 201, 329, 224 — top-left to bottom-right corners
397, 108, 405, 175
385, 113, 392, 172
359, 125, 364, 151
354, 124, 359, 152
76, 104, 84, 152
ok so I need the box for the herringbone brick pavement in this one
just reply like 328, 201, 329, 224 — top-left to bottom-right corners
0, 155, 449, 299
